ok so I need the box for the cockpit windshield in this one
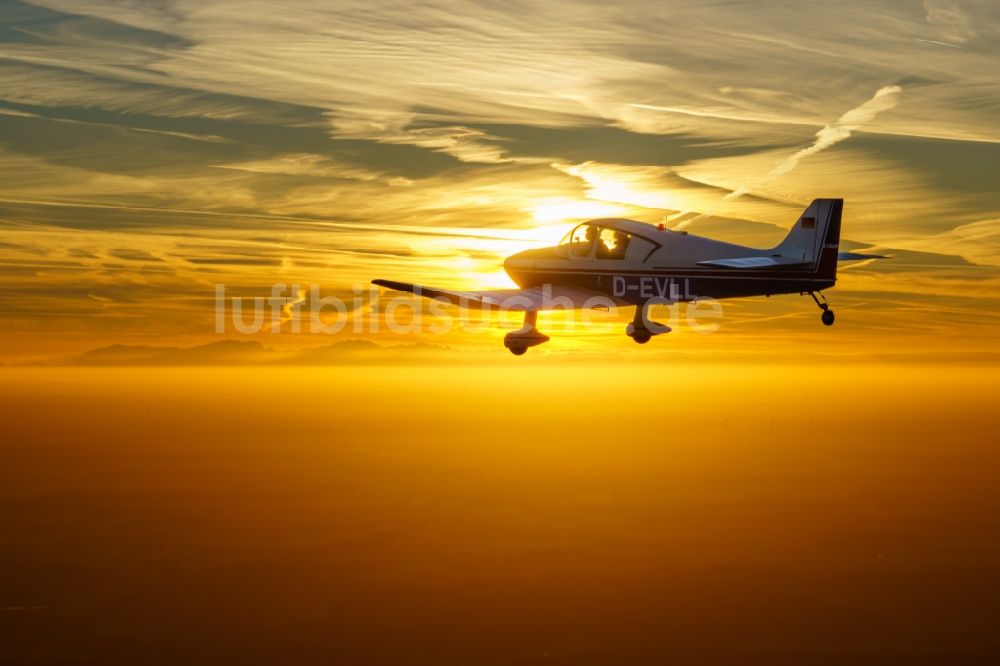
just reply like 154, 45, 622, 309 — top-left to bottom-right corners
558, 222, 644, 260
559, 224, 590, 246
556, 223, 595, 257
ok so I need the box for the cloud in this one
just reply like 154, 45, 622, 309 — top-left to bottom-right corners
17, 0, 998, 144
214, 153, 413, 185
327, 109, 526, 164
924, 0, 976, 44
108, 248, 163, 262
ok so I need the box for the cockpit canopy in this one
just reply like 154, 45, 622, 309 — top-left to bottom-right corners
557, 221, 655, 262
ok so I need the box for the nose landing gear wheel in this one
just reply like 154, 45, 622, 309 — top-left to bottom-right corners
503, 310, 549, 356
821, 309, 835, 326
631, 330, 652, 344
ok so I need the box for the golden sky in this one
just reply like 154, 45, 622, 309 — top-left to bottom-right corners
1, 0, 999, 361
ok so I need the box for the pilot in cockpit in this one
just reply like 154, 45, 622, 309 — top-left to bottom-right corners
588, 226, 611, 258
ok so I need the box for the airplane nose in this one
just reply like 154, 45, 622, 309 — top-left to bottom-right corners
503, 250, 533, 272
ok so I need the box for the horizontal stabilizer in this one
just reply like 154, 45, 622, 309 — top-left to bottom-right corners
838, 251, 889, 261
371, 279, 622, 311
696, 255, 811, 269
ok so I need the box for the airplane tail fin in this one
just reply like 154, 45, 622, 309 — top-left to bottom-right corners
771, 198, 842, 281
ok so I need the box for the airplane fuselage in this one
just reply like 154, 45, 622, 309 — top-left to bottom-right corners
504, 246, 836, 306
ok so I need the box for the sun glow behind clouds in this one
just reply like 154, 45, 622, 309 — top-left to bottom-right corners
529, 199, 627, 224
553, 162, 706, 215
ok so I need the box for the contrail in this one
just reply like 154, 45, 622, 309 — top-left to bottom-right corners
673, 85, 902, 229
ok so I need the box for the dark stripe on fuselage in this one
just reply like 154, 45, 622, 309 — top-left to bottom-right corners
506, 268, 835, 305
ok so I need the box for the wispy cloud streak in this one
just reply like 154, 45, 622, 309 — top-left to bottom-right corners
675, 86, 902, 228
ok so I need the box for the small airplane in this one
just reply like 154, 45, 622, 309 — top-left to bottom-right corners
373, 198, 883, 355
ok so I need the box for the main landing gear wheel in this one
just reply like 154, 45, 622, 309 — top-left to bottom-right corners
508, 344, 528, 356
821, 309, 835, 326
626, 302, 671, 344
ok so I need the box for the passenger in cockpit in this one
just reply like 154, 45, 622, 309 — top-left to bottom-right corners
611, 231, 630, 259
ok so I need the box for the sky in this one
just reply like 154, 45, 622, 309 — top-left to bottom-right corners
1, 0, 999, 360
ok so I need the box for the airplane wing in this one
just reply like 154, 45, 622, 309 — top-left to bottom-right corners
371, 279, 621, 311
696, 256, 810, 269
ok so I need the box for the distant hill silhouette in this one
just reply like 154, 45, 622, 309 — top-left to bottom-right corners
71, 339, 452, 366
74, 340, 270, 365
